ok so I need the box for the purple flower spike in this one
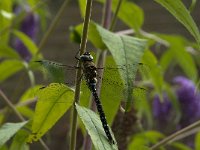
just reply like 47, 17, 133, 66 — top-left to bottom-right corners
20, 13, 39, 40
13, 6, 39, 61
153, 94, 172, 123
173, 76, 200, 127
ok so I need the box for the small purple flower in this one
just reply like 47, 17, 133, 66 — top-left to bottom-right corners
152, 94, 173, 131
173, 76, 200, 128
13, 6, 39, 61
153, 94, 172, 121
152, 76, 200, 130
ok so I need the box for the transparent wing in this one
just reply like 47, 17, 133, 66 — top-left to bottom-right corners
34, 59, 148, 106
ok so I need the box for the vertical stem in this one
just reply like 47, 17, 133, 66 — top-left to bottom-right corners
69, 0, 93, 150
102, 0, 113, 29
109, 0, 123, 31
83, 0, 112, 149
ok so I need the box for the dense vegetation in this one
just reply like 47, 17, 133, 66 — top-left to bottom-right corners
0, 0, 200, 150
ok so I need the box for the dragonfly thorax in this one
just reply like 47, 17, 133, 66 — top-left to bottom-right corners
80, 52, 93, 61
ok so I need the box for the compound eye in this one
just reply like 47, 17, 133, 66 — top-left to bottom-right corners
84, 52, 90, 56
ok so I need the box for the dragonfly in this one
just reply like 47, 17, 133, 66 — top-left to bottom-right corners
35, 52, 148, 144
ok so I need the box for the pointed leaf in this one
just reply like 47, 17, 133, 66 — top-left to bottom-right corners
195, 131, 200, 150
27, 83, 74, 142
112, 0, 144, 31
76, 104, 118, 150
0, 60, 24, 83
78, 0, 87, 18
142, 50, 164, 94
159, 34, 197, 81
0, 43, 20, 58
97, 0, 144, 31
155, 0, 200, 46
171, 142, 192, 150
10, 128, 30, 150
16, 85, 41, 118
36, 60, 65, 83
0, 121, 28, 147
95, 23, 147, 110
12, 30, 38, 55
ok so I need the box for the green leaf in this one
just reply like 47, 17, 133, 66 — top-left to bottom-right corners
97, 0, 144, 31
0, 10, 14, 20
0, 121, 28, 147
112, 0, 144, 31
128, 131, 164, 150
144, 131, 165, 143
16, 86, 41, 118
0, 43, 20, 59
189, 0, 197, 12
27, 83, 74, 142
142, 50, 164, 94
171, 142, 192, 150
0, 145, 8, 150
154, 0, 200, 46
89, 23, 106, 49
10, 128, 30, 150
78, 0, 87, 18
133, 86, 152, 128
12, 30, 38, 55
69, 23, 106, 49
160, 49, 174, 72
0, 0, 12, 43
100, 56, 123, 123
0, 114, 5, 125
69, 26, 81, 44
195, 131, 200, 150
76, 104, 118, 150
95, 23, 147, 110
0, 59, 24, 83
159, 34, 198, 81
19, 85, 42, 102
35, 60, 65, 83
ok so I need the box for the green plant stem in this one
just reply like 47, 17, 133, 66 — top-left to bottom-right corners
83, 0, 113, 149
69, 0, 93, 150
0, 89, 50, 150
36, 0, 70, 55
150, 120, 200, 150
189, 0, 196, 12
102, 0, 113, 29
23, 61, 35, 87
109, 0, 123, 31
0, 89, 25, 121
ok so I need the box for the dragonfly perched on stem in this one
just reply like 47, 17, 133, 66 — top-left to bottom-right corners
35, 52, 148, 144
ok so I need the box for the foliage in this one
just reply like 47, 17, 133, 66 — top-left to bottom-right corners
0, 0, 200, 150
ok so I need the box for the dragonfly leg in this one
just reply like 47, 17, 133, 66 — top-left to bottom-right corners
75, 50, 80, 60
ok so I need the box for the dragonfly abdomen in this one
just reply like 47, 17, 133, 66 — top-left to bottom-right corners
80, 52, 115, 144
90, 86, 115, 144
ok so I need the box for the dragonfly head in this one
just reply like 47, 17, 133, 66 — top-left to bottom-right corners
80, 52, 94, 61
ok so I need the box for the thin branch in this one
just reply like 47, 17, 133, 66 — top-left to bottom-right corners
0, 89, 25, 121
150, 120, 200, 150
69, 0, 93, 150
0, 89, 49, 150
109, 0, 123, 31
36, 0, 70, 55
